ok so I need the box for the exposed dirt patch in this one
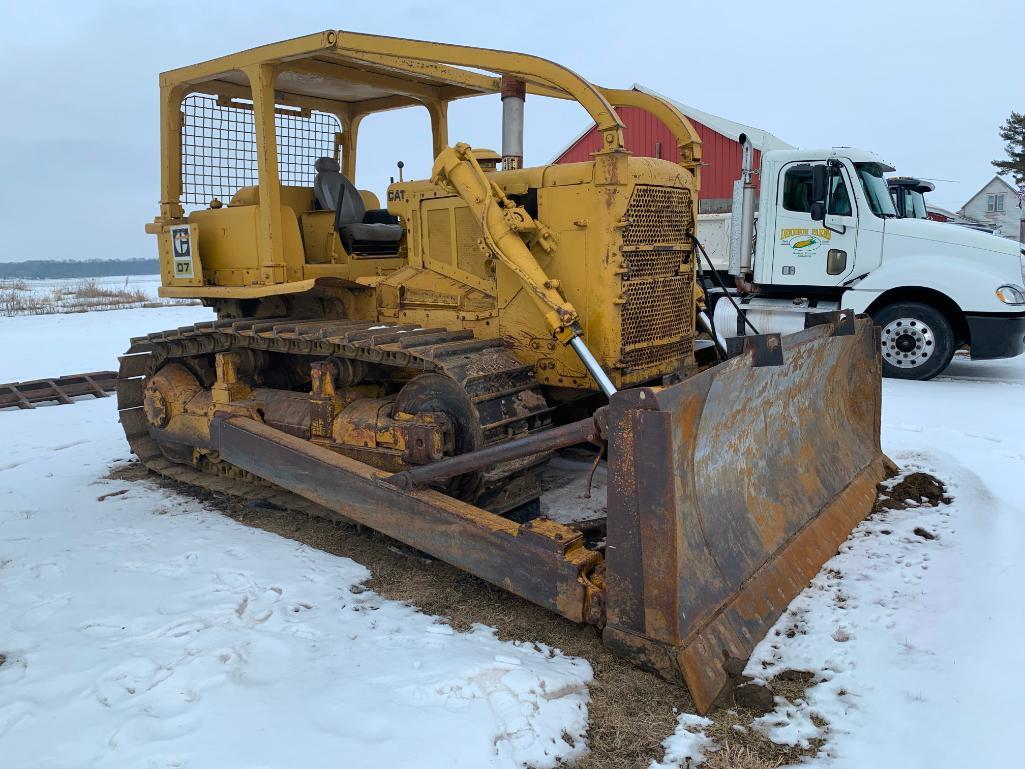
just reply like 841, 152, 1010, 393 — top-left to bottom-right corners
874, 472, 951, 513
0, 653, 6, 668
109, 461, 823, 768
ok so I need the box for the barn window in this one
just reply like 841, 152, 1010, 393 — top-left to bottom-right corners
987, 193, 1005, 213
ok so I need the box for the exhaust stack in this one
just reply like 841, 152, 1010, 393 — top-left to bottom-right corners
728, 133, 757, 280
501, 76, 525, 171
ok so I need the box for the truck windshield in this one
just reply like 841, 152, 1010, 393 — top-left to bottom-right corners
908, 190, 927, 219
855, 163, 898, 218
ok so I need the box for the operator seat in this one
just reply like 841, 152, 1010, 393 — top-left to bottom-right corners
313, 157, 345, 211
313, 157, 403, 255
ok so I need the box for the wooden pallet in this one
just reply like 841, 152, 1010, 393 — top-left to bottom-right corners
0, 371, 117, 409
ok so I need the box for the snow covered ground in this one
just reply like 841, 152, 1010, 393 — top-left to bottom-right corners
2, 306, 1023, 768
0, 304, 213, 382
0, 306, 591, 769
737, 353, 1025, 768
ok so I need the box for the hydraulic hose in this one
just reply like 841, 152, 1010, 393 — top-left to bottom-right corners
688, 231, 761, 337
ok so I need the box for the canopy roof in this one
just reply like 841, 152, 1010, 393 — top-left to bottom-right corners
160, 30, 624, 133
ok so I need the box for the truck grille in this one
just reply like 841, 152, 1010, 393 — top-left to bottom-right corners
618, 185, 696, 373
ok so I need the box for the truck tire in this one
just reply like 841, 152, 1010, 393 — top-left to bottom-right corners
873, 302, 954, 380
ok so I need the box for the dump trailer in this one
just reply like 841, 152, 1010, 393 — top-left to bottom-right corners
118, 30, 892, 713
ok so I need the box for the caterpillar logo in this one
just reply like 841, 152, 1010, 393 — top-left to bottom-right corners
387, 189, 406, 202
169, 225, 195, 278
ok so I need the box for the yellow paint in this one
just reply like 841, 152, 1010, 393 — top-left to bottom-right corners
148, 31, 704, 392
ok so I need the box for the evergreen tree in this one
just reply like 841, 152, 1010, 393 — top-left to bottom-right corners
992, 111, 1025, 185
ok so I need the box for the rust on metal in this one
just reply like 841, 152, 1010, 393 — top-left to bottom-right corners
386, 412, 602, 490
603, 315, 890, 713
207, 412, 602, 622
724, 333, 784, 367
0, 371, 116, 409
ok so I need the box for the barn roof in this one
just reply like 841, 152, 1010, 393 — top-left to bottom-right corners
552, 83, 793, 161
631, 85, 793, 151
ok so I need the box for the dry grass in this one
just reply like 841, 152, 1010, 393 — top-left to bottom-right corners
110, 462, 825, 768
703, 740, 784, 769
71, 278, 149, 303
0, 278, 197, 316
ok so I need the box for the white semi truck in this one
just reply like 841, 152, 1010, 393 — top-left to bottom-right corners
697, 138, 1025, 380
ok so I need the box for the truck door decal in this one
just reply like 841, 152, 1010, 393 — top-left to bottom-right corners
779, 227, 832, 255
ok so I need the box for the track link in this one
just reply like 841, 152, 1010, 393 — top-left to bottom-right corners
117, 317, 552, 517
0, 371, 116, 409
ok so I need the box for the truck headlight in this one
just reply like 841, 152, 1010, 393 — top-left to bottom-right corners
996, 284, 1025, 305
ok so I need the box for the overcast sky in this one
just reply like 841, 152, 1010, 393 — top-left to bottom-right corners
0, 0, 1019, 262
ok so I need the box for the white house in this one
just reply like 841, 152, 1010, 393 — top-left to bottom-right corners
958, 175, 1024, 242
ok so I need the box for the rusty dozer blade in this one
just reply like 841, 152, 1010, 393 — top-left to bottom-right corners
602, 313, 893, 713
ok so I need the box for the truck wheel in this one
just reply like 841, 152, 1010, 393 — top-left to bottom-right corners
873, 302, 954, 380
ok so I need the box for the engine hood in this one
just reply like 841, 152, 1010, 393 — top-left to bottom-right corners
885, 217, 1020, 257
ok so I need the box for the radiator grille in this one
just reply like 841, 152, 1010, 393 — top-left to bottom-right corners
618, 184, 696, 373
622, 339, 693, 371
621, 275, 695, 349
624, 247, 689, 280
621, 185, 694, 248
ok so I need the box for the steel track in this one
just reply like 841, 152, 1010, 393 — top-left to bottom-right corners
116, 316, 553, 519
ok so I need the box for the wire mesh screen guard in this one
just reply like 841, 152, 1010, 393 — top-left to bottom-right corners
181, 94, 341, 205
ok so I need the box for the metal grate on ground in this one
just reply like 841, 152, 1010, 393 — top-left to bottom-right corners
181, 94, 341, 206
0, 371, 117, 410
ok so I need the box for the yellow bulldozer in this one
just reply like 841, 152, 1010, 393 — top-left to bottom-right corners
117, 30, 891, 713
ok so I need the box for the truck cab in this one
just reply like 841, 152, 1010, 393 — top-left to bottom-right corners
887, 176, 935, 219
708, 145, 1025, 379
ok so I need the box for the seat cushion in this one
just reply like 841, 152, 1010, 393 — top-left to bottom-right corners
313, 157, 343, 212
340, 222, 403, 242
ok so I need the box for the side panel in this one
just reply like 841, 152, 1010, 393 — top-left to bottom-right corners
852, 242, 1020, 315
185, 205, 306, 287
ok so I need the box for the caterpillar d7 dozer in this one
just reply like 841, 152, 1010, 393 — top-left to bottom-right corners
118, 30, 892, 712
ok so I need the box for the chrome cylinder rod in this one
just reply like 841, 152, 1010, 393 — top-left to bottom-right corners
697, 310, 728, 357
569, 335, 617, 397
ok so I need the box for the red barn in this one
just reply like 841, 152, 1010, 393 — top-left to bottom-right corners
553, 84, 792, 213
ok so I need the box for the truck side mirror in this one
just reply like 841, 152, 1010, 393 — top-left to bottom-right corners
810, 165, 827, 222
